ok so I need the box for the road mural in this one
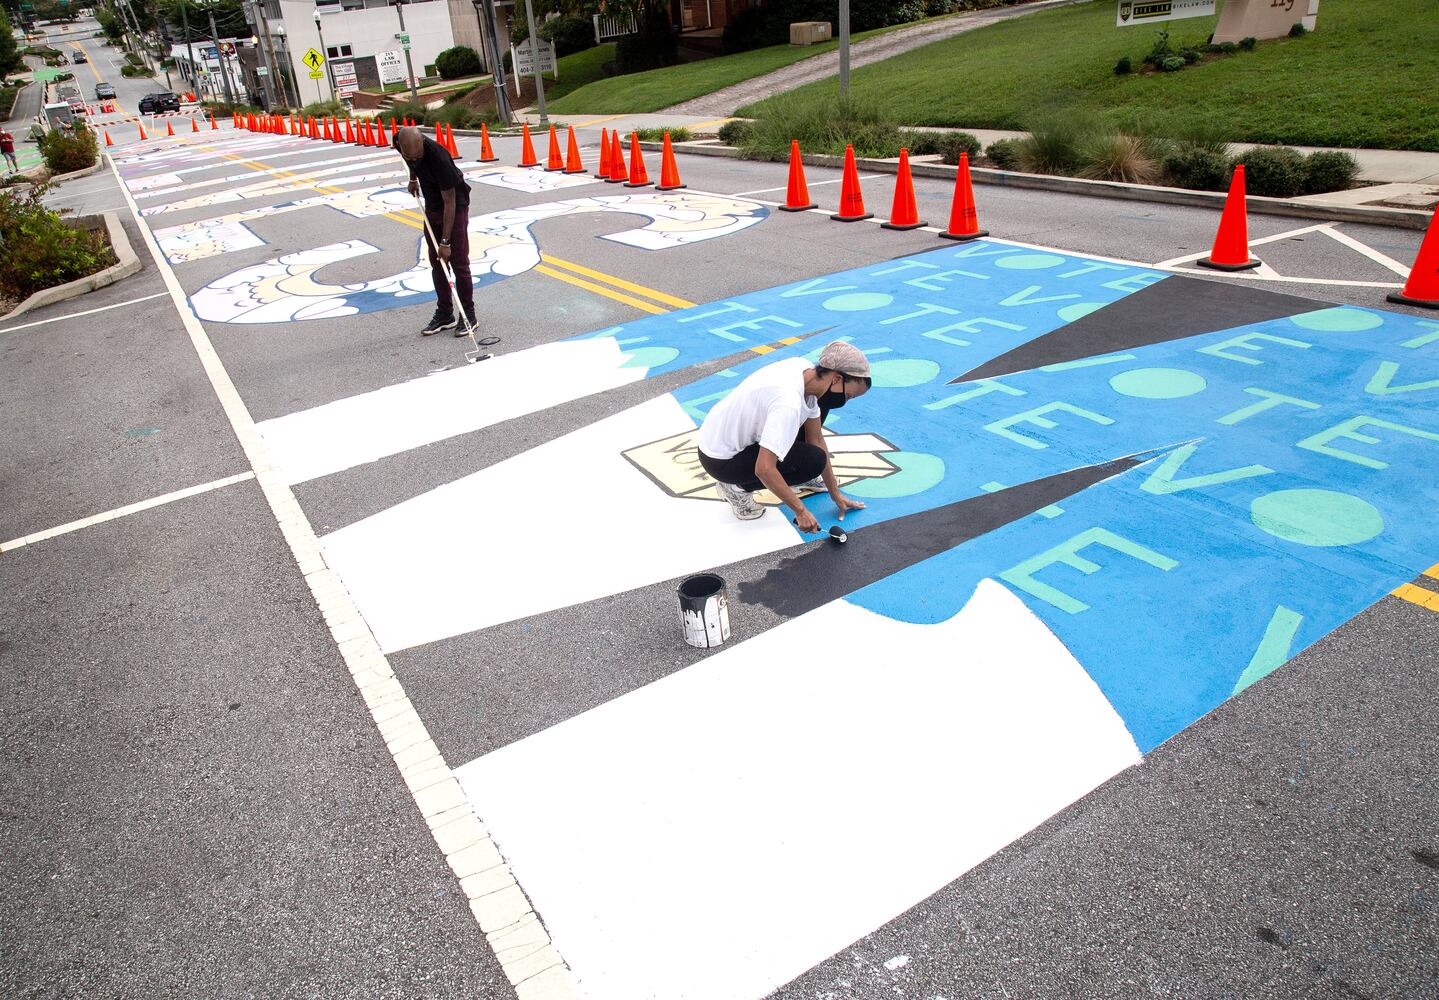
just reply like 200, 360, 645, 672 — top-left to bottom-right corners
111, 127, 1439, 1000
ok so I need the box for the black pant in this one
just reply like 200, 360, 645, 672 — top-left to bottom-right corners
699, 441, 826, 493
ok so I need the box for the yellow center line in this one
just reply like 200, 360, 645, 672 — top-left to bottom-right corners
539, 253, 695, 309
533, 265, 667, 314
1391, 581, 1439, 612
568, 113, 632, 129
687, 117, 736, 131
1425, 564, 1439, 580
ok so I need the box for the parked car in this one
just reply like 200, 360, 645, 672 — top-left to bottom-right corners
95, 82, 116, 99
138, 92, 181, 114
72, 51, 87, 63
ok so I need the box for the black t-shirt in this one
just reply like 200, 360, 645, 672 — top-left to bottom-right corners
397, 135, 470, 209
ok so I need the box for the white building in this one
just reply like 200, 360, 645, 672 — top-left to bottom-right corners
248, 0, 466, 108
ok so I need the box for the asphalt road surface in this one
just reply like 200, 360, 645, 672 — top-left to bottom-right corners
3, 23, 1437, 1000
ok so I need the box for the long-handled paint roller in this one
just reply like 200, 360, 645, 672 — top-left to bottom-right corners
415, 192, 499, 365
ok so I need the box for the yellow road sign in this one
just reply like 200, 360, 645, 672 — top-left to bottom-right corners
302, 47, 325, 70
309, 69, 324, 79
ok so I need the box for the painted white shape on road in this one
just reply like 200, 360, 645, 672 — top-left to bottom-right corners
454, 583, 1142, 1000
321, 393, 801, 652
257, 336, 648, 485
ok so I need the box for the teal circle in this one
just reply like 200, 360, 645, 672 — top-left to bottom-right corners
995, 253, 1066, 270
845, 452, 944, 499
1250, 489, 1384, 547
1058, 301, 1106, 322
620, 345, 680, 369
1289, 307, 1383, 332
1108, 367, 1208, 399
869, 358, 941, 388
823, 292, 894, 312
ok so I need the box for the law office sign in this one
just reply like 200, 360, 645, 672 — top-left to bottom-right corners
1117, 0, 1216, 26
377, 49, 405, 85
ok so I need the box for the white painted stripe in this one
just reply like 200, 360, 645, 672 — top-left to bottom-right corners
455, 584, 1142, 1000
732, 173, 887, 197
0, 291, 169, 333
1153, 223, 1332, 268
108, 146, 579, 1000
1322, 225, 1413, 277
0, 472, 255, 552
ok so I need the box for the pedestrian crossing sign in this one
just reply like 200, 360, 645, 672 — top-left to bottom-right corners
302, 47, 325, 71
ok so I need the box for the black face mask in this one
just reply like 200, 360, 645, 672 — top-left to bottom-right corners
818, 390, 848, 411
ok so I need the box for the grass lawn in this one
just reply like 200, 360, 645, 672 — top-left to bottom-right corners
739, 0, 1439, 151
537, 43, 616, 106
546, 16, 953, 116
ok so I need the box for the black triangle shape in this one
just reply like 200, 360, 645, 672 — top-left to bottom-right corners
948, 274, 1330, 385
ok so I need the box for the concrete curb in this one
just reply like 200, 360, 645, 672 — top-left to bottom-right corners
47, 159, 106, 184
0, 211, 141, 323
644, 142, 1433, 232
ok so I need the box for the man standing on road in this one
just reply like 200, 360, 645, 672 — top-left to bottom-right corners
2, 128, 19, 174
697, 341, 871, 533
393, 125, 474, 337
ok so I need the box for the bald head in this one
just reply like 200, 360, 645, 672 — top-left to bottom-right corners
396, 125, 424, 160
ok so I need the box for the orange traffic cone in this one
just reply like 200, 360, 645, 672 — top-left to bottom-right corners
166, 120, 175, 137
344, 118, 356, 143
138, 123, 148, 141
211, 115, 218, 130
1199, 164, 1260, 271
624, 132, 651, 187
191, 116, 200, 133
332, 117, 343, 143
519, 123, 538, 167
831, 144, 871, 222
881, 149, 924, 230
103, 130, 113, 147
656, 132, 685, 190
544, 125, 564, 171
564, 126, 584, 174
780, 140, 815, 211
321, 117, 332, 141
445, 123, 460, 157
594, 127, 610, 177
607, 131, 628, 183
939, 152, 988, 241
1388, 207, 1439, 309
477, 122, 497, 162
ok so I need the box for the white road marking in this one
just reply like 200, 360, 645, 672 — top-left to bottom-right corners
455, 584, 1141, 1000
107, 152, 581, 999
0, 291, 169, 333
0, 472, 255, 553
1153, 223, 1333, 268
733, 173, 887, 197
1321, 225, 1413, 277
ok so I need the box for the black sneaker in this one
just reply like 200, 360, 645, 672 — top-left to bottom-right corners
421, 310, 457, 336
454, 311, 478, 337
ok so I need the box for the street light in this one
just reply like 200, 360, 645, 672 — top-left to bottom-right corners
390, 0, 418, 106
313, 7, 336, 103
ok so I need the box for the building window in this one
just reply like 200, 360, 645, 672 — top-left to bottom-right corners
326, 44, 354, 58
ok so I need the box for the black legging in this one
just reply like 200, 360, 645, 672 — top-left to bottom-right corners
699, 441, 827, 493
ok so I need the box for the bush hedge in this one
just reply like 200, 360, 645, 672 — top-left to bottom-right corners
540, 15, 596, 57
1303, 150, 1359, 194
0, 183, 114, 301
435, 45, 482, 80
38, 125, 97, 174
984, 137, 1023, 170
1234, 145, 1306, 197
1163, 146, 1230, 190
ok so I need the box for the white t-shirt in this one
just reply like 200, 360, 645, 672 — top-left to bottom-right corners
697, 357, 821, 461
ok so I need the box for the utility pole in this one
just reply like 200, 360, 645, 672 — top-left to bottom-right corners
838, 0, 850, 102
472, 0, 511, 125
180, 2, 197, 100
245, 0, 279, 109
521, 0, 546, 130
251, 1, 290, 108
392, 0, 418, 106
207, 6, 234, 105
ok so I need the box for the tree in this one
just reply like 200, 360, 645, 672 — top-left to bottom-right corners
0, 8, 22, 81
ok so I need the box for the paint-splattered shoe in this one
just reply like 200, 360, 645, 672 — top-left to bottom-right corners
795, 476, 826, 494
421, 310, 457, 336
714, 480, 765, 521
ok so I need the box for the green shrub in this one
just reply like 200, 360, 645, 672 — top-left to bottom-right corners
901, 130, 979, 163
119, 63, 151, 77
1239, 36, 1258, 51
616, 5, 678, 74
1235, 146, 1306, 197
1289, 22, 1308, 37
936, 131, 981, 164
1303, 150, 1359, 194
985, 137, 1023, 170
388, 100, 429, 125
124, 51, 142, 66
430, 103, 504, 130
634, 126, 692, 142
38, 125, 97, 173
1078, 133, 1160, 184
716, 119, 751, 146
1014, 111, 1098, 175
1219, 41, 1238, 54
0, 183, 113, 300
1162, 147, 1229, 190
901, 129, 947, 155
301, 98, 347, 118
1142, 28, 1172, 68
435, 45, 482, 80
737, 95, 903, 161
1160, 55, 1185, 72
540, 14, 596, 57
1180, 47, 1201, 64
1114, 56, 1132, 75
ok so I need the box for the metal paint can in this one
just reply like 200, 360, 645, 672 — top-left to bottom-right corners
677, 573, 731, 649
